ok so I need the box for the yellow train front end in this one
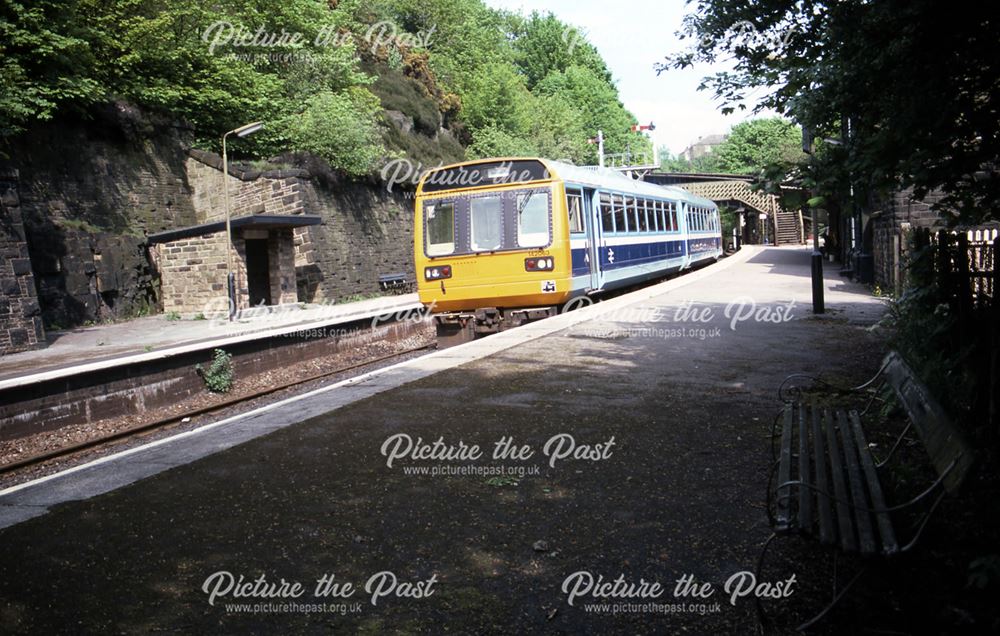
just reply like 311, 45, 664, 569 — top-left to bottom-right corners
413, 158, 574, 338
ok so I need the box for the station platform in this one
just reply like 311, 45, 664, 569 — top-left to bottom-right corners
0, 247, 889, 634
0, 294, 421, 387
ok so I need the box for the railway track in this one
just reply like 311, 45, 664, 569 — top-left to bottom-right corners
0, 342, 435, 479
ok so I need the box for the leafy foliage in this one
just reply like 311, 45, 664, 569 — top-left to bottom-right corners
2, 0, 652, 173
712, 118, 802, 173
660, 0, 1000, 223
282, 88, 385, 178
196, 348, 235, 393
658, 117, 803, 175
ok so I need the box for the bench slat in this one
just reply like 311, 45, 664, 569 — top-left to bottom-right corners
798, 403, 812, 530
882, 353, 974, 493
812, 404, 835, 545
823, 409, 857, 552
849, 411, 899, 555
776, 407, 794, 530
836, 410, 877, 555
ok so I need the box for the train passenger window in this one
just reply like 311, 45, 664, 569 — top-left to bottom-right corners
659, 202, 668, 231
567, 190, 585, 234
613, 194, 628, 233
516, 190, 550, 247
652, 201, 661, 232
624, 197, 638, 232
636, 198, 648, 232
425, 202, 455, 256
671, 206, 678, 231
470, 196, 502, 251
600, 193, 614, 232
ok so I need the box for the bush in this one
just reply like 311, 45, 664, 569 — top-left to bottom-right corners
196, 349, 235, 393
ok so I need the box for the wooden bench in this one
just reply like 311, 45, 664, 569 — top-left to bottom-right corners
378, 272, 413, 292
763, 351, 976, 629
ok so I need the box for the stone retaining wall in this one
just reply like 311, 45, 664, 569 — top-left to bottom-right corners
0, 171, 45, 353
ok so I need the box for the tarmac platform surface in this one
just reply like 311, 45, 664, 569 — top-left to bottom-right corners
0, 248, 888, 634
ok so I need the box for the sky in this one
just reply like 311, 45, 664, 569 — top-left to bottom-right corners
483, 0, 770, 156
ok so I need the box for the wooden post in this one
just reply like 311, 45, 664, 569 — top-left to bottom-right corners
936, 229, 952, 304
893, 233, 901, 297
991, 236, 999, 441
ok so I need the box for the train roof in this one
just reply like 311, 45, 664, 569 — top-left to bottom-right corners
542, 159, 717, 208
416, 157, 717, 208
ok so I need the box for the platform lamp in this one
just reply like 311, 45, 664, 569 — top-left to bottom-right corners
222, 121, 263, 321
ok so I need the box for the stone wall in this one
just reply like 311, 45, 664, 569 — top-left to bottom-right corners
0, 171, 45, 353
871, 188, 948, 292
297, 181, 414, 303
186, 150, 308, 223
7, 105, 197, 327
185, 151, 414, 306
4, 107, 417, 329
150, 232, 229, 317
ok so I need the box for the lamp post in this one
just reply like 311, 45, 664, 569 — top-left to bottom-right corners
222, 121, 263, 320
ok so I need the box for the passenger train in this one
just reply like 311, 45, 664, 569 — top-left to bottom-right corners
413, 157, 722, 339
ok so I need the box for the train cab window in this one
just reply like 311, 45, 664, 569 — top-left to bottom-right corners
613, 194, 628, 233
470, 196, 503, 251
636, 198, 648, 232
516, 190, 550, 247
600, 193, 614, 232
425, 202, 455, 256
567, 190, 585, 234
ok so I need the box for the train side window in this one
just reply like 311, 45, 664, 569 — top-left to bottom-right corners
660, 202, 668, 231
516, 190, 551, 247
671, 206, 678, 231
624, 197, 637, 233
600, 193, 614, 232
425, 202, 455, 256
635, 198, 648, 232
567, 190, 585, 234
652, 201, 661, 232
613, 193, 627, 233
470, 196, 502, 251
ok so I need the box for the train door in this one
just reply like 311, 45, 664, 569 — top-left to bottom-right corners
678, 202, 691, 270
584, 188, 603, 291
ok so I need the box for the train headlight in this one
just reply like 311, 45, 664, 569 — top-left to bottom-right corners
525, 257, 554, 271
424, 265, 452, 281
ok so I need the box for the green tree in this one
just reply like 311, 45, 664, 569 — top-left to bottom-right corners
460, 62, 533, 135
659, 0, 1000, 221
467, 124, 535, 159
535, 65, 650, 161
282, 88, 385, 177
507, 11, 611, 89
712, 117, 803, 174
